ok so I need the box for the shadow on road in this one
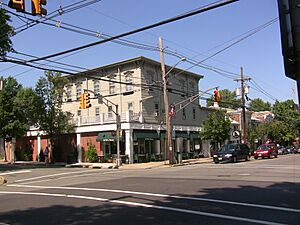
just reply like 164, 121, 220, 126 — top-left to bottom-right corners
0, 177, 299, 225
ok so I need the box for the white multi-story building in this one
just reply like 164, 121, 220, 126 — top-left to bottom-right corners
18, 56, 214, 164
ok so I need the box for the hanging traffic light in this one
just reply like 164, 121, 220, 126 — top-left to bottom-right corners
31, 0, 47, 16
79, 93, 85, 109
8, 0, 25, 12
84, 93, 92, 108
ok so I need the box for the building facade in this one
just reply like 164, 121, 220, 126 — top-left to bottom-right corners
12, 56, 215, 164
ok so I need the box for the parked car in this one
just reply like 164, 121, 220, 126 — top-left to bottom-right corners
293, 145, 300, 154
278, 146, 288, 155
253, 143, 278, 159
286, 146, 295, 154
213, 143, 251, 164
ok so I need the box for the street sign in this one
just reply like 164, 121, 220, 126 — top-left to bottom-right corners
232, 130, 240, 138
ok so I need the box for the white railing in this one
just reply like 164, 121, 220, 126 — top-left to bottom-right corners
75, 111, 143, 126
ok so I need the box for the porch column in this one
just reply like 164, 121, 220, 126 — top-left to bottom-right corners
125, 129, 133, 164
37, 135, 41, 162
187, 140, 191, 153
77, 133, 82, 163
154, 140, 160, 154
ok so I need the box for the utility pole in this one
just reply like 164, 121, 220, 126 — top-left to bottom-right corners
234, 67, 251, 144
159, 36, 173, 165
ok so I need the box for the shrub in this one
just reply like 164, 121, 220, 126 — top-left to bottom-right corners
86, 144, 98, 163
23, 148, 33, 161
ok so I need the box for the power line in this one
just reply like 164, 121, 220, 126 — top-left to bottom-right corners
27, 0, 239, 63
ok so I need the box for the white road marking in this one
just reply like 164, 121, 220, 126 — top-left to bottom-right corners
0, 170, 31, 176
18, 170, 125, 185
14, 170, 104, 183
0, 191, 288, 225
8, 184, 300, 213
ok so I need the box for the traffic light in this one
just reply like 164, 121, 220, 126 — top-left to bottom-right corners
79, 93, 85, 109
84, 93, 92, 108
8, 0, 25, 12
214, 89, 221, 103
31, 0, 47, 16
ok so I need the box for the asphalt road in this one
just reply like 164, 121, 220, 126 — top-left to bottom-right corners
0, 154, 299, 225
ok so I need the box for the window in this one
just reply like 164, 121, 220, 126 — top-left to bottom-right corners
182, 108, 186, 120
192, 107, 196, 120
154, 103, 159, 116
94, 80, 100, 95
180, 79, 186, 97
189, 81, 196, 96
108, 106, 113, 118
77, 110, 81, 117
66, 86, 72, 101
95, 107, 100, 116
125, 72, 133, 92
148, 72, 154, 92
109, 81, 115, 94
76, 84, 82, 99
108, 75, 116, 95
128, 102, 133, 111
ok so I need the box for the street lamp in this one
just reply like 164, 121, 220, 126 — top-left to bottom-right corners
98, 94, 121, 168
165, 57, 186, 78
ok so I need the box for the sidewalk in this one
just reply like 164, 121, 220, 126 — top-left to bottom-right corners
0, 157, 213, 170
120, 157, 213, 169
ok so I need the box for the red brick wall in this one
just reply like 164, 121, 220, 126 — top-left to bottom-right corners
80, 132, 102, 161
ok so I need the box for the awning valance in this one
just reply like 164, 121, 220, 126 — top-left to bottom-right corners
190, 132, 200, 140
96, 131, 117, 142
133, 130, 160, 141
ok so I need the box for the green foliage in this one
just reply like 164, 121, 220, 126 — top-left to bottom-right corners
201, 110, 231, 148
86, 143, 98, 163
0, 9, 14, 57
0, 77, 27, 139
23, 148, 33, 161
251, 99, 300, 145
207, 89, 241, 109
249, 98, 271, 112
35, 71, 74, 154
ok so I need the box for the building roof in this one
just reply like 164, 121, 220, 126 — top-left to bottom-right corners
66, 56, 204, 80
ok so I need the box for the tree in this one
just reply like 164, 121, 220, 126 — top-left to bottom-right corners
0, 9, 14, 57
249, 98, 271, 112
35, 71, 73, 162
0, 77, 38, 161
251, 99, 300, 146
200, 110, 231, 151
272, 99, 300, 144
207, 89, 241, 109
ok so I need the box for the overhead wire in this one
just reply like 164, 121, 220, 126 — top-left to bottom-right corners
249, 79, 278, 101
2, 0, 279, 101
25, 0, 239, 63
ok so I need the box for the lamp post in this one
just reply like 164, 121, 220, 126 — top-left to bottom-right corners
159, 36, 186, 165
98, 95, 121, 168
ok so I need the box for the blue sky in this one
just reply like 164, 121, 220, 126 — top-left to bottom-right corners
1, 0, 298, 105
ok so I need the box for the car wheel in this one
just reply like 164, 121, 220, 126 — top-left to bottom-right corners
245, 155, 250, 161
254, 156, 258, 159
214, 161, 219, 164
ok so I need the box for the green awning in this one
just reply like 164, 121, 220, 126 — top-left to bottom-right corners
133, 130, 160, 141
176, 132, 189, 139
96, 132, 117, 142
190, 132, 200, 140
